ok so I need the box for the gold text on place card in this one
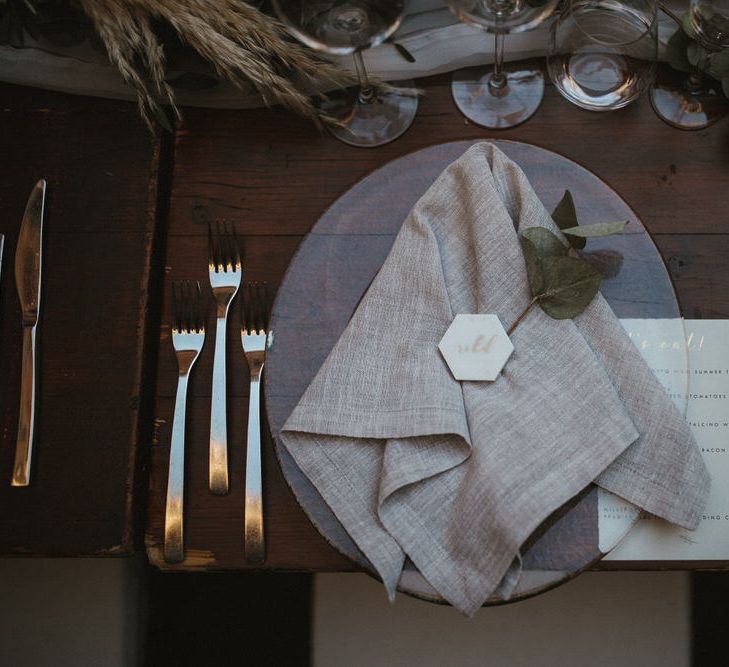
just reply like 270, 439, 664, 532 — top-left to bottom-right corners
438, 314, 514, 382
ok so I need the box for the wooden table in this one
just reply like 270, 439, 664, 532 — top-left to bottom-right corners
3, 68, 728, 570
0, 83, 160, 555
144, 71, 729, 572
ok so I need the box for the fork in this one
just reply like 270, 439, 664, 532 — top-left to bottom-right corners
208, 222, 242, 495
164, 280, 206, 564
241, 282, 273, 564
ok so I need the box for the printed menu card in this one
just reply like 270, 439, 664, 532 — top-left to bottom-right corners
602, 319, 729, 561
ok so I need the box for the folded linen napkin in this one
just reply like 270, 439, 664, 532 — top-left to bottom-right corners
279, 142, 710, 615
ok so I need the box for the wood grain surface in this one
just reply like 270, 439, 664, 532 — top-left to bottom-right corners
145, 70, 729, 572
0, 83, 160, 555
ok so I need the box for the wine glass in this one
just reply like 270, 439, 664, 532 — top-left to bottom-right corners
272, 0, 418, 147
650, 0, 729, 129
547, 0, 657, 111
444, 0, 560, 129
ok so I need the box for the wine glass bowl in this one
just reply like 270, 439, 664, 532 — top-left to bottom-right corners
272, 0, 405, 54
449, 0, 560, 33
271, 0, 418, 147
547, 0, 658, 111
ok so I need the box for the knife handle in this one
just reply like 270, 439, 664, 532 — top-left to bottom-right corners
12, 326, 36, 487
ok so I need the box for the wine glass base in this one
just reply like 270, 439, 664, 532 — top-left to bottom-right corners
319, 80, 418, 147
650, 80, 729, 131
451, 66, 544, 130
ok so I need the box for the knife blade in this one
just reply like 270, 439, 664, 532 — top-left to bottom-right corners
12, 179, 46, 487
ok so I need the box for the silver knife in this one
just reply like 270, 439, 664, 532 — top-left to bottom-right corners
11, 179, 46, 487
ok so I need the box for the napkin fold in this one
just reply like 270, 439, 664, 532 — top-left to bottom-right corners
279, 143, 710, 615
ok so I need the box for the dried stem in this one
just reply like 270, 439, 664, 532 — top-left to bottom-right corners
80, 0, 362, 129
507, 296, 540, 336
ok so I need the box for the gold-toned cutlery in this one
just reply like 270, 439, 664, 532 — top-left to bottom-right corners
241, 282, 273, 564
12, 179, 46, 487
208, 222, 242, 496
164, 280, 206, 563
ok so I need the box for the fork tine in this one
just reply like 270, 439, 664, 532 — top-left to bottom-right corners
171, 281, 180, 331
221, 221, 239, 270
241, 282, 252, 334
261, 283, 271, 332
250, 283, 259, 332
187, 280, 196, 332
230, 223, 242, 266
207, 222, 216, 267
209, 219, 243, 272
190, 281, 197, 331
216, 221, 224, 268
217, 222, 225, 269
222, 221, 232, 270
256, 283, 265, 333
240, 281, 273, 334
182, 280, 191, 332
251, 282, 258, 332
240, 283, 248, 332
194, 280, 204, 332
208, 221, 220, 271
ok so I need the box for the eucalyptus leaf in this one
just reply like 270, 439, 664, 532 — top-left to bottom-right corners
519, 236, 544, 295
538, 256, 602, 319
561, 220, 628, 238
551, 190, 585, 249
666, 28, 693, 74
521, 227, 568, 258
580, 250, 624, 280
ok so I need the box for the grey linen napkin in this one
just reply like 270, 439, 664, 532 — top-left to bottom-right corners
279, 143, 710, 615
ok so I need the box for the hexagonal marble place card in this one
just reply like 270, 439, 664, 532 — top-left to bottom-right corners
438, 314, 514, 382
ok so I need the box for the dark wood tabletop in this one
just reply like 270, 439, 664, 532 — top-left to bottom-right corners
2, 66, 728, 569
0, 83, 161, 555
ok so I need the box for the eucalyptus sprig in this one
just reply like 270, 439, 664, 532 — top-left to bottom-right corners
508, 191, 628, 335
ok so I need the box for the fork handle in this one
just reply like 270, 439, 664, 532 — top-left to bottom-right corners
11, 325, 37, 487
209, 315, 229, 495
244, 366, 265, 564
164, 372, 190, 564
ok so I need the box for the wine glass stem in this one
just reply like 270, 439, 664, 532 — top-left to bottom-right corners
353, 51, 375, 104
491, 30, 507, 90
